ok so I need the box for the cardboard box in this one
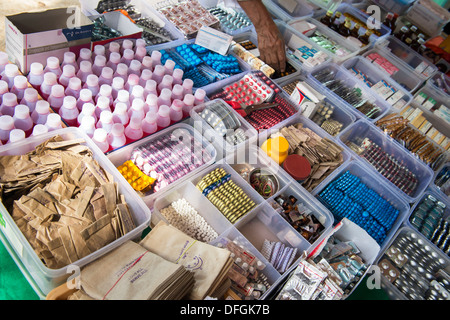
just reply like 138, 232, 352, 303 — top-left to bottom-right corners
5, 7, 93, 75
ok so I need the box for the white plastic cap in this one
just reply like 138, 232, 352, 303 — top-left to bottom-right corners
63, 96, 77, 109
97, 96, 110, 109
128, 116, 142, 129
93, 128, 107, 142
79, 60, 92, 73
140, 69, 152, 81
94, 45, 106, 56
141, 56, 153, 69
51, 84, 65, 98
46, 56, 60, 69
161, 75, 173, 86
172, 68, 184, 79
153, 65, 165, 76
99, 110, 113, 123
0, 80, 7, 94
127, 74, 140, 86
43, 72, 57, 85
171, 99, 183, 111
183, 78, 194, 91
131, 98, 144, 111
195, 88, 206, 100
172, 84, 183, 96
145, 80, 157, 92
164, 59, 175, 71
79, 88, 93, 101
4, 64, 19, 77
116, 63, 128, 75
183, 93, 195, 105
9, 129, 25, 143
86, 74, 99, 87
108, 41, 120, 53
46, 113, 62, 128
151, 50, 162, 61
146, 93, 158, 106
30, 62, 44, 75
129, 59, 141, 71
62, 64, 76, 77
135, 46, 147, 58
112, 77, 124, 89
81, 102, 96, 115
63, 51, 76, 63
0, 52, 8, 65
136, 38, 146, 48
145, 111, 157, 123
35, 100, 50, 114
101, 67, 113, 79
109, 52, 121, 64
131, 85, 144, 98
32, 124, 48, 136
2, 92, 17, 106
23, 88, 38, 101
114, 102, 127, 115
0, 115, 14, 130
80, 115, 95, 128
158, 105, 170, 117
79, 48, 92, 60
99, 84, 112, 97
111, 123, 124, 136
94, 55, 106, 67
13, 104, 30, 119
160, 88, 172, 100
13, 75, 28, 89
122, 39, 133, 51
117, 90, 129, 102
68, 77, 82, 90
123, 49, 134, 61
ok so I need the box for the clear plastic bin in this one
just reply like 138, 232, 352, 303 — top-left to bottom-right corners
371, 0, 415, 15
262, 0, 315, 22
189, 99, 259, 159
106, 123, 217, 208
428, 71, 450, 96
376, 226, 450, 300
338, 119, 434, 203
362, 47, 425, 93
0, 127, 152, 296
377, 36, 438, 80
311, 160, 411, 255
342, 56, 413, 111
307, 62, 392, 122
432, 163, 450, 198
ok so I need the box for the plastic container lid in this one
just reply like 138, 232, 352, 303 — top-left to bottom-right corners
97, 96, 110, 109
62, 64, 76, 77
14, 75, 28, 89
122, 39, 133, 51
112, 77, 125, 89
160, 88, 172, 100
142, 56, 153, 69
63, 96, 77, 109
79, 60, 92, 73
183, 78, 194, 91
68, 77, 82, 90
136, 46, 147, 59
141, 69, 153, 81
43, 72, 57, 85
146, 93, 158, 106
116, 63, 128, 76
46, 113, 62, 128
51, 84, 65, 97
79, 48, 92, 60
94, 44, 105, 56
195, 88, 206, 100
93, 127, 107, 142
32, 124, 48, 136
46, 56, 60, 69
282, 154, 312, 181
145, 111, 157, 123
114, 102, 128, 115
99, 84, 112, 96
23, 88, 38, 101
183, 94, 195, 105
4, 64, 19, 77
35, 100, 50, 114
129, 60, 142, 72
173, 68, 184, 81
101, 67, 113, 79
86, 74, 99, 87
2, 92, 17, 106
30, 62, 44, 75
79, 88, 93, 101
172, 84, 184, 97
128, 116, 142, 129
145, 80, 157, 92
111, 123, 125, 136
117, 90, 130, 102
109, 52, 121, 64
80, 115, 95, 129
81, 102, 96, 115
100, 110, 113, 123
171, 99, 183, 111
151, 50, 162, 62
9, 129, 25, 143
127, 74, 140, 86
158, 105, 170, 117
131, 98, 145, 111
153, 65, 165, 77
131, 85, 144, 98
0, 115, 15, 130
123, 49, 134, 61
13, 104, 30, 119
94, 55, 106, 67
63, 51, 76, 63
136, 38, 146, 48
108, 41, 120, 53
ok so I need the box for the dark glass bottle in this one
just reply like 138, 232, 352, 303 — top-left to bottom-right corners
330, 11, 342, 31
320, 10, 334, 26
359, 29, 372, 45
350, 23, 361, 38
383, 12, 395, 29
395, 26, 409, 42
338, 18, 351, 37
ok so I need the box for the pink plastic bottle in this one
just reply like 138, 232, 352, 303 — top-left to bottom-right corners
13, 104, 33, 137
92, 128, 109, 153
98, 67, 114, 86
31, 100, 51, 125
164, 59, 175, 76
59, 64, 77, 88
31, 124, 48, 137
125, 74, 140, 94
125, 115, 144, 142
158, 75, 173, 92
107, 42, 121, 56
182, 94, 195, 118
171, 84, 184, 101
47, 84, 66, 111
77, 88, 94, 111
96, 110, 114, 133
11, 75, 28, 100
157, 105, 171, 130
59, 96, 79, 127
79, 115, 96, 138
112, 102, 129, 126
182, 78, 194, 96
76, 60, 93, 84
0, 92, 18, 116
130, 85, 145, 104
113, 63, 128, 82
44, 56, 62, 78
96, 84, 114, 106
194, 88, 206, 105
61, 51, 78, 73
121, 39, 134, 55
95, 95, 112, 118
40, 72, 58, 100
151, 51, 162, 66
20, 88, 39, 113
0, 52, 9, 74
27, 62, 45, 88
0, 80, 7, 104
128, 60, 142, 76
93, 44, 106, 60
172, 68, 184, 86
152, 65, 165, 84
77, 48, 92, 65
141, 56, 153, 71
128, 98, 145, 120
2, 64, 20, 89
111, 77, 125, 100
45, 113, 63, 132
65, 77, 82, 100
121, 49, 135, 67
92, 55, 107, 77
146, 93, 159, 114
7, 129, 25, 144
106, 52, 121, 73
107, 123, 126, 149
77, 102, 97, 126
142, 111, 158, 135
144, 79, 158, 98
170, 99, 184, 123
135, 45, 147, 63
139, 69, 153, 88
0, 115, 15, 144
113, 90, 130, 109
83, 74, 100, 97
158, 88, 172, 107
135, 38, 146, 49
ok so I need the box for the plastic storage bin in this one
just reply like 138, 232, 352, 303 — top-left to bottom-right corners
308, 62, 392, 122
0, 127, 152, 296
376, 226, 450, 300
371, 0, 416, 15
312, 160, 411, 254
262, 0, 315, 22
432, 163, 450, 198
106, 123, 217, 208
338, 119, 434, 203
428, 71, 450, 96
341, 56, 413, 111
362, 47, 424, 94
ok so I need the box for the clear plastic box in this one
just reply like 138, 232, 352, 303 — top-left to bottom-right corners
0, 127, 152, 296
307, 62, 392, 122
371, 0, 416, 15
262, 0, 315, 22
338, 119, 434, 203
341, 56, 413, 111
431, 162, 450, 198
311, 160, 411, 255
362, 47, 425, 94
428, 71, 450, 96
106, 123, 217, 208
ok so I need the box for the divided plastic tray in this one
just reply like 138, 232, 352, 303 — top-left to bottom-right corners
338, 119, 434, 203
262, 0, 315, 22
0, 127, 152, 296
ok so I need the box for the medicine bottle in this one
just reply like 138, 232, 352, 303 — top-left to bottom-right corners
171, 84, 184, 101
0, 92, 18, 116
61, 51, 78, 73
84, 74, 100, 97
107, 123, 127, 149
170, 99, 183, 123
124, 116, 144, 142
130, 85, 145, 104
121, 39, 134, 55
141, 56, 153, 71
128, 98, 146, 120
65, 77, 82, 99
113, 63, 129, 82
128, 60, 142, 76
59, 64, 77, 88
48, 84, 66, 111
157, 105, 171, 129
59, 96, 79, 127
0, 115, 15, 144
11, 75, 28, 100
45, 113, 63, 132
121, 49, 135, 67
164, 59, 175, 76
8, 129, 25, 144
144, 79, 158, 98
151, 50, 162, 66
27, 62, 45, 88
77, 60, 93, 84
77, 88, 94, 111
182, 94, 195, 118
107, 42, 121, 56
158, 75, 174, 92
146, 93, 159, 114
77, 48, 92, 65
96, 84, 114, 106
79, 115, 96, 138
40, 72, 58, 100
142, 111, 158, 135
93, 44, 106, 60
152, 65, 165, 84
44, 56, 62, 78
96, 110, 114, 133
78, 102, 97, 126
158, 88, 172, 107
92, 55, 107, 77
125, 74, 140, 94
172, 68, 184, 86
20, 88, 39, 113
96, 95, 112, 118
32, 124, 48, 137
13, 104, 33, 136
111, 77, 125, 100
114, 89, 130, 109
2, 64, 20, 89
135, 45, 147, 63
106, 52, 121, 73
139, 69, 153, 88
31, 100, 51, 125
194, 89, 206, 105
112, 102, 129, 126
98, 67, 114, 87
182, 78, 194, 96
92, 128, 109, 153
